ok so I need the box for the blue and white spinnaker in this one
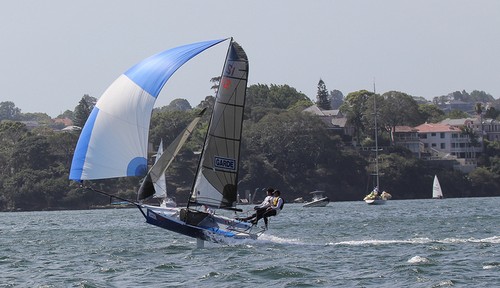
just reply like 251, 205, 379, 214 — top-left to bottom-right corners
69, 39, 227, 181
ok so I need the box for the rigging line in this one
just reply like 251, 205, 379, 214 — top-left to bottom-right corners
211, 86, 244, 138
208, 133, 241, 142
215, 81, 244, 110
82, 184, 149, 218
81, 184, 140, 208
224, 74, 247, 81
214, 99, 245, 109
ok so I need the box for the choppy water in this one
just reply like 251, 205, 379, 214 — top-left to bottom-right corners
1, 198, 499, 287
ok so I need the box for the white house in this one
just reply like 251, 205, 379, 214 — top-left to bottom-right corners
414, 122, 481, 159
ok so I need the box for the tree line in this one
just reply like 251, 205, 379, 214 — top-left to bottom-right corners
0, 83, 499, 211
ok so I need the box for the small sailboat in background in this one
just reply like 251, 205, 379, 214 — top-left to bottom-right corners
432, 175, 444, 199
303, 190, 330, 207
151, 140, 176, 207
137, 108, 206, 209
364, 187, 391, 205
70, 38, 261, 247
363, 91, 391, 205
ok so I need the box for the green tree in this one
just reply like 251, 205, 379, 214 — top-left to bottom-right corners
267, 84, 309, 110
377, 153, 426, 199
288, 99, 314, 112
474, 102, 485, 149
48, 131, 79, 167
73, 94, 96, 127
316, 79, 330, 110
242, 110, 355, 196
246, 84, 310, 122
412, 96, 429, 104
330, 89, 344, 109
161, 98, 192, 112
433, 95, 448, 105
447, 109, 469, 119
378, 91, 421, 145
11, 135, 53, 171
0, 101, 21, 121
339, 90, 374, 145
468, 167, 500, 196
361, 93, 385, 145
484, 106, 499, 120
418, 103, 445, 123
210, 76, 221, 95
0, 121, 28, 176
470, 90, 494, 102
197, 96, 215, 110
449, 90, 471, 102
149, 109, 203, 151
460, 126, 479, 159
19, 112, 51, 123
57, 110, 74, 120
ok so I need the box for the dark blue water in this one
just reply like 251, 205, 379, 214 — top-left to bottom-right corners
1, 198, 498, 287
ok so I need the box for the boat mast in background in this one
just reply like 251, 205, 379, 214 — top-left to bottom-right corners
373, 80, 380, 190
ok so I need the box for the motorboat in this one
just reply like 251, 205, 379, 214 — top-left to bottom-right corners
303, 191, 330, 207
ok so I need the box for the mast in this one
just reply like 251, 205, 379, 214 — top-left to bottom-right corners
187, 40, 233, 210
187, 39, 248, 210
373, 80, 380, 189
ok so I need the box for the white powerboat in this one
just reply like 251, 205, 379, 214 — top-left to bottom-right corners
303, 191, 330, 207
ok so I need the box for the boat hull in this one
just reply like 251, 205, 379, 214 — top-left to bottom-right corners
364, 199, 386, 205
142, 207, 257, 244
303, 197, 330, 207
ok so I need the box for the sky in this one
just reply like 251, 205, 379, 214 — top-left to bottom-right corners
1, 0, 499, 118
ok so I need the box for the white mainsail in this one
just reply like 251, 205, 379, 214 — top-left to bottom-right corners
432, 175, 444, 199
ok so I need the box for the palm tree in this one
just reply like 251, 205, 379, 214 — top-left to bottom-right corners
474, 102, 484, 151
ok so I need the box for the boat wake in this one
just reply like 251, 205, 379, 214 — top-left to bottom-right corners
192, 235, 306, 248
330, 235, 499, 246
257, 233, 306, 245
204, 235, 500, 248
217, 235, 500, 247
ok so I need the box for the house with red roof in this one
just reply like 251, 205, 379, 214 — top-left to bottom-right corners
414, 122, 482, 160
393, 126, 420, 157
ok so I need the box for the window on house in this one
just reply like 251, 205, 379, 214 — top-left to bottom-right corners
431, 143, 436, 147
431, 133, 436, 137
440, 133, 445, 138
440, 143, 445, 149
452, 133, 458, 138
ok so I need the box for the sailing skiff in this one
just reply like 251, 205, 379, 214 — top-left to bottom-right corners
70, 39, 262, 246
